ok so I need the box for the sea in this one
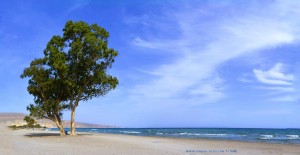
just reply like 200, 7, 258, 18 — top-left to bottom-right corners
49, 128, 300, 144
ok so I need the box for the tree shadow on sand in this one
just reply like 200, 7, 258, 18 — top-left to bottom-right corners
25, 133, 60, 137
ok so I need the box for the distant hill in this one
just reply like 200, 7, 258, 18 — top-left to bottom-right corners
0, 113, 116, 128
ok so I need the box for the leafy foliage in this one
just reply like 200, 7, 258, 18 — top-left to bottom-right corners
8, 116, 45, 130
21, 56, 68, 123
23, 116, 37, 127
43, 21, 119, 103
21, 20, 118, 135
21, 35, 68, 135
44, 20, 119, 135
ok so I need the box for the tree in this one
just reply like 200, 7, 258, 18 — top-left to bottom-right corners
23, 116, 44, 128
59, 21, 118, 135
21, 56, 68, 136
23, 116, 37, 127
23, 20, 118, 136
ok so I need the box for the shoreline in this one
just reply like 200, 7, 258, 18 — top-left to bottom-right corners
12, 127, 300, 145
2, 123, 300, 155
49, 127, 300, 145
74, 131, 300, 146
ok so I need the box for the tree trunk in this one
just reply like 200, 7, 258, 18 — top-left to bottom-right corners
54, 120, 66, 136
70, 108, 76, 136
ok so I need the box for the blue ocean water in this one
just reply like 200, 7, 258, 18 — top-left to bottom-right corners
49, 128, 300, 144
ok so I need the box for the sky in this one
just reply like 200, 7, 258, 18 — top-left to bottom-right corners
1, 0, 300, 128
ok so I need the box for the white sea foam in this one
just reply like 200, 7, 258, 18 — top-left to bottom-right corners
156, 132, 164, 135
260, 135, 274, 139
202, 134, 227, 136
186, 133, 201, 136
174, 133, 203, 136
120, 131, 141, 134
287, 135, 299, 139
176, 133, 227, 136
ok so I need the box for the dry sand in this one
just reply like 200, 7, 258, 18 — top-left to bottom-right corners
1, 123, 300, 154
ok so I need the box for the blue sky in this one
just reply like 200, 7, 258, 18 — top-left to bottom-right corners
1, 0, 300, 128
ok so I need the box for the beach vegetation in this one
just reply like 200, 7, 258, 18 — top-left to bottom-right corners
21, 20, 118, 136
23, 116, 37, 127
8, 116, 45, 130
21, 54, 68, 136
61, 21, 118, 135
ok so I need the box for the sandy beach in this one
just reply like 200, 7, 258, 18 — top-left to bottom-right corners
0, 121, 299, 155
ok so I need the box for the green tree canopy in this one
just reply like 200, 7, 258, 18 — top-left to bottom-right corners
23, 116, 37, 127
22, 20, 118, 136
21, 57, 68, 135
61, 21, 118, 135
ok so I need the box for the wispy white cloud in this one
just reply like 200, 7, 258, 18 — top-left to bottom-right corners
253, 63, 294, 85
132, 37, 181, 51
253, 63, 297, 102
64, 1, 90, 17
188, 76, 225, 104
257, 86, 295, 93
127, 0, 300, 106
270, 96, 297, 102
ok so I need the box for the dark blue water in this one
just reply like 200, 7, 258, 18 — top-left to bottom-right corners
49, 128, 300, 144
